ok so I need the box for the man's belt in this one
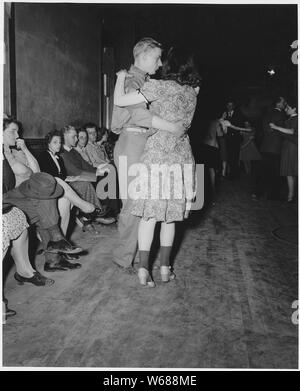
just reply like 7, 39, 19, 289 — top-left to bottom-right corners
124, 127, 149, 133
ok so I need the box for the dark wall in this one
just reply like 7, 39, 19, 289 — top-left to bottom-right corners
11, 3, 297, 139
14, 3, 101, 138
3, 4, 11, 115
101, 6, 135, 72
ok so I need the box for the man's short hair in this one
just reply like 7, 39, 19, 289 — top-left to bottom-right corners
61, 125, 76, 135
133, 37, 162, 59
272, 96, 286, 107
83, 122, 97, 131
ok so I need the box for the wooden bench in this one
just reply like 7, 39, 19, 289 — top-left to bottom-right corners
24, 138, 47, 159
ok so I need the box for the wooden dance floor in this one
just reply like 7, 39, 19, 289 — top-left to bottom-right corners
3, 177, 298, 368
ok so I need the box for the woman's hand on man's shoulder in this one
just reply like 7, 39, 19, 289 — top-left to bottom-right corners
116, 69, 133, 78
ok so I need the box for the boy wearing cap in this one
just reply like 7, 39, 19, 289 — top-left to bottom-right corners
3, 172, 83, 271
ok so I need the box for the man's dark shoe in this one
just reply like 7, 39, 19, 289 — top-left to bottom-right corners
112, 260, 136, 275
14, 271, 54, 286
59, 255, 82, 269
44, 262, 68, 272
46, 239, 82, 254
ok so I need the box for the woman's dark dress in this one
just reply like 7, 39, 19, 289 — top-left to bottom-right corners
280, 115, 298, 176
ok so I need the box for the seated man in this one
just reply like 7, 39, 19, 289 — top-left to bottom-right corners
60, 125, 115, 224
2, 160, 55, 321
3, 166, 83, 272
75, 128, 93, 165
83, 123, 120, 218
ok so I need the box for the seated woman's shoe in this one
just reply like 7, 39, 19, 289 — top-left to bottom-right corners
59, 254, 82, 269
94, 216, 116, 225
160, 266, 176, 283
14, 271, 54, 286
46, 239, 82, 254
3, 302, 16, 319
138, 267, 155, 288
34, 271, 55, 285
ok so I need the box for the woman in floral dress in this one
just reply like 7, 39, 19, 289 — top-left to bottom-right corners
114, 49, 201, 287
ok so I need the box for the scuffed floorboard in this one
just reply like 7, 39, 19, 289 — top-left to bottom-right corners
3, 178, 298, 368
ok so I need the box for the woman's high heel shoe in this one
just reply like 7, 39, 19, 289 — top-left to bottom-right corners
3, 302, 16, 321
160, 266, 176, 283
138, 268, 155, 288
14, 272, 54, 286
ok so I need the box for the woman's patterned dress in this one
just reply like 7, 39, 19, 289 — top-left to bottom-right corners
130, 79, 197, 223
2, 207, 29, 255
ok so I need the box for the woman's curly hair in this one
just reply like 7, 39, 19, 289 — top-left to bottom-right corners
45, 129, 62, 147
3, 115, 18, 130
161, 47, 202, 88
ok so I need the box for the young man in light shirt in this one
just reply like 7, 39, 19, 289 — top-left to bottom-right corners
111, 37, 187, 274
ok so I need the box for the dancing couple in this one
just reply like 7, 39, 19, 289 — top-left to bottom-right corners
111, 37, 201, 287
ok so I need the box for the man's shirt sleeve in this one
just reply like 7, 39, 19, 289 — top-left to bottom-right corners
111, 73, 154, 134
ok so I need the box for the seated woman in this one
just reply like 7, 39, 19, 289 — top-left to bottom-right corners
60, 125, 116, 225
84, 123, 110, 167
75, 126, 120, 219
2, 207, 55, 317
97, 128, 115, 162
3, 118, 95, 237
5, 126, 40, 187
75, 128, 93, 165
114, 48, 201, 287
38, 129, 113, 233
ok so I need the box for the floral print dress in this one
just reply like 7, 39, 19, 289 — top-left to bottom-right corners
130, 79, 197, 223
2, 207, 29, 255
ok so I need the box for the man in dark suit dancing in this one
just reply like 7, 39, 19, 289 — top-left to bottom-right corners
257, 96, 287, 200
